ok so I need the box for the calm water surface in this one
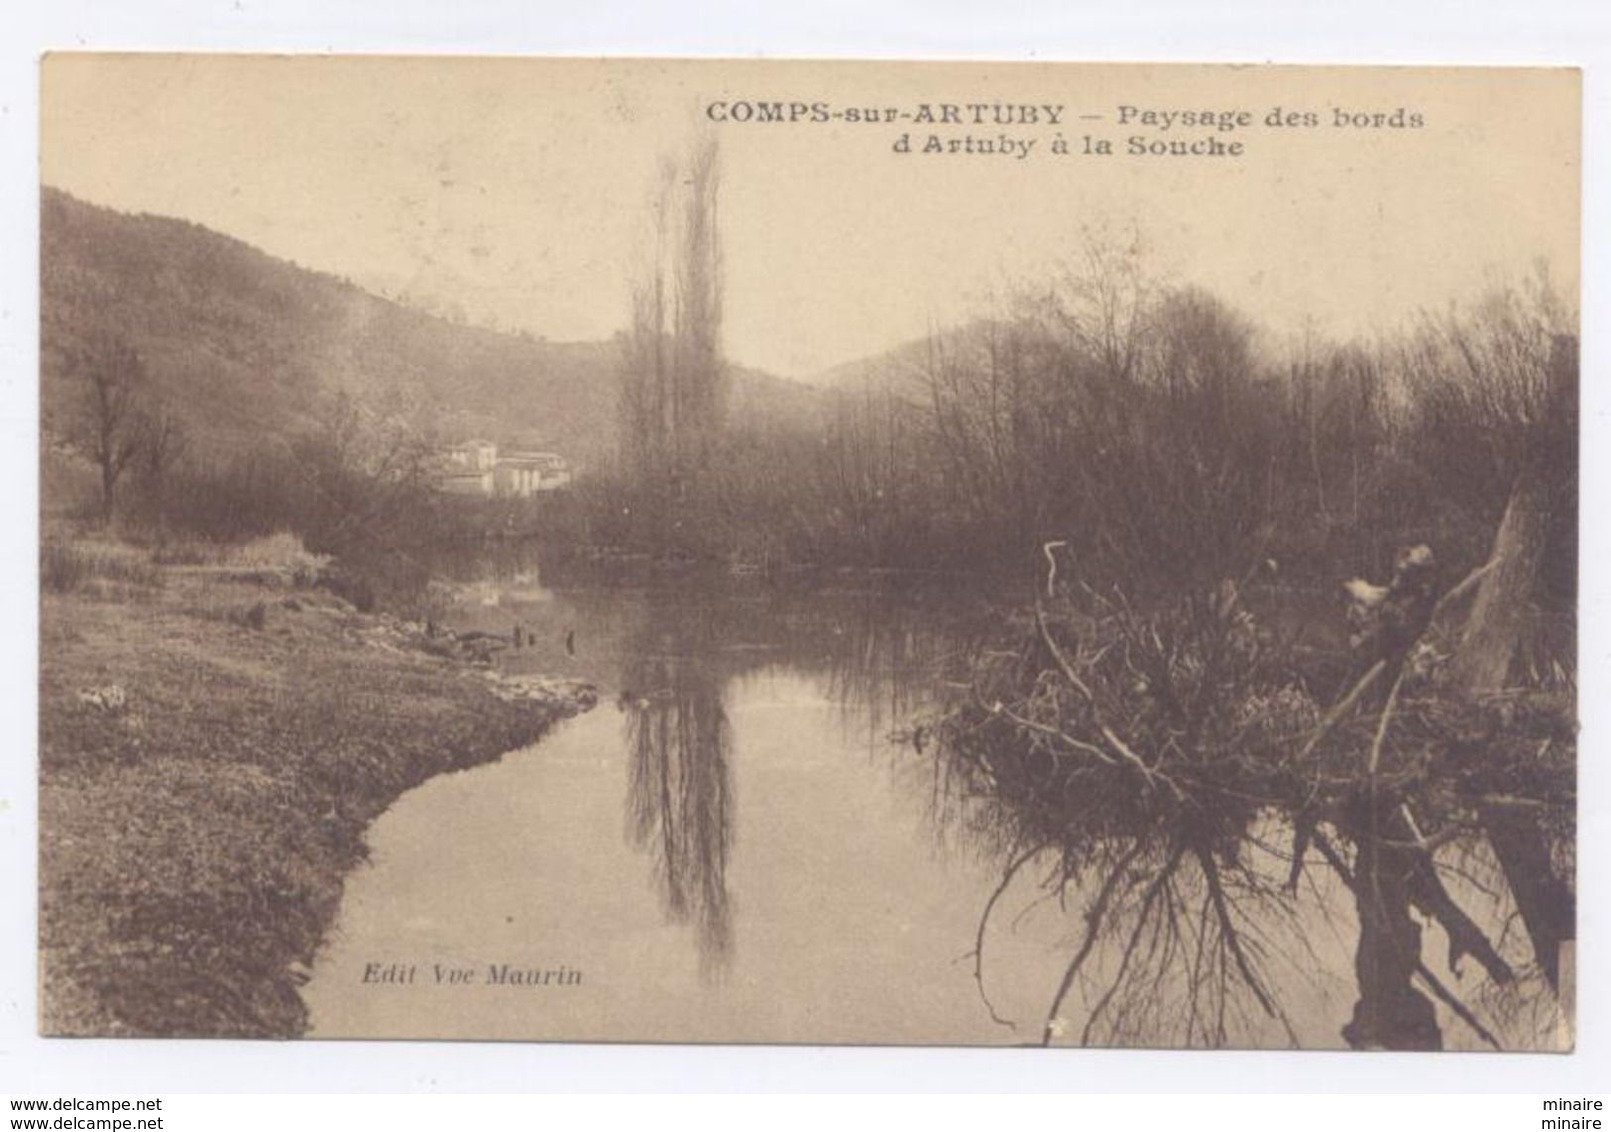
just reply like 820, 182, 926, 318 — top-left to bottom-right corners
304, 571, 1563, 1048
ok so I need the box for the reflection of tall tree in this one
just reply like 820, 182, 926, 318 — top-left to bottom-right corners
622, 600, 734, 973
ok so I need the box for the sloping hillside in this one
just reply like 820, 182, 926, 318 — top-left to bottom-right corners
809, 332, 942, 402
41, 188, 819, 470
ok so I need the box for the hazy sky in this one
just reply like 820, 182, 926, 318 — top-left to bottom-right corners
41, 56, 1578, 377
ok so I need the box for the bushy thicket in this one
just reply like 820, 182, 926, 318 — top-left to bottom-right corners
58, 388, 542, 613
562, 252, 1576, 604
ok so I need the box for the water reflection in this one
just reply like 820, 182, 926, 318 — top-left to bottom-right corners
435, 556, 1571, 1048
609, 583, 991, 977
917, 761, 1570, 1049
601, 580, 1575, 1048
620, 599, 735, 975
928, 768, 1331, 1047
615, 599, 737, 979
918, 589, 1574, 1051
305, 561, 1571, 1048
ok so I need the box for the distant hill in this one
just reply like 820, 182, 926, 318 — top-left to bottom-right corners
809, 334, 938, 400
40, 187, 819, 471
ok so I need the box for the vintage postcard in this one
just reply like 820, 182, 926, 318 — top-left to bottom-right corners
38, 56, 1578, 1050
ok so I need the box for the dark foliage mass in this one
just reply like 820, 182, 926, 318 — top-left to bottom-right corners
570, 231, 1575, 612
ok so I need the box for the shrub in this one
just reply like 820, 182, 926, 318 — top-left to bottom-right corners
42, 539, 163, 594
223, 533, 331, 587
150, 541, 212, 567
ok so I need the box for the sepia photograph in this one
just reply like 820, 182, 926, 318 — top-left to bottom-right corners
36, 55, 1579, 1052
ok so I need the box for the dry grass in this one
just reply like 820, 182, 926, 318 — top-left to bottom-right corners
149, 530, 332, 585
41, 537, 163, 595
38, 553, 593, 1037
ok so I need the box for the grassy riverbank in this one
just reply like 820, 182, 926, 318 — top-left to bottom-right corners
38, 536, 596, 1038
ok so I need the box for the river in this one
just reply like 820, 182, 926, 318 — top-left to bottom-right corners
303, 565, 1568, 1049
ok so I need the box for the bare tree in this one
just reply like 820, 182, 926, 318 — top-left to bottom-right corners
69, 332, 148, 525
133, 401, 190, 534
138, 403, 189, 486
618, 135, 727, 551
672, 136, 726, 481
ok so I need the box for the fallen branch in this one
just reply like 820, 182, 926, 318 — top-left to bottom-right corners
1101, 725, 1185, 802
1034, 598, 1097, 704
1430, 553, 1504, 629
985, 695, 1119, 769
1292, 660, 1386, 765
1367, 669, 1408, 778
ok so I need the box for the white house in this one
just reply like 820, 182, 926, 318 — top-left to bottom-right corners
439, 468, 497, 496
444, 439, 499, 473
436, 441, 573, 498
497, 451, 573, 496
